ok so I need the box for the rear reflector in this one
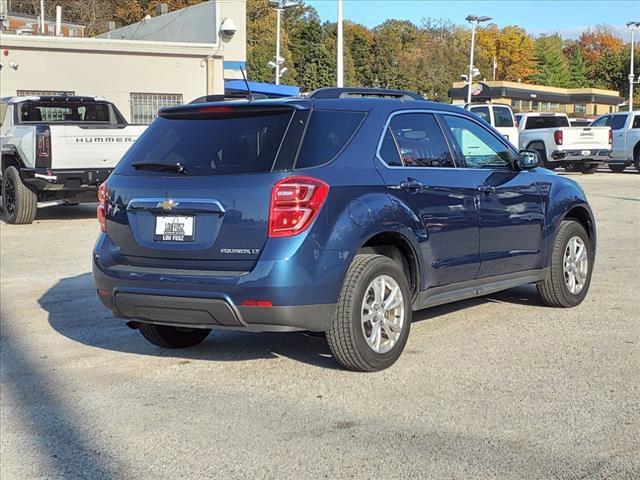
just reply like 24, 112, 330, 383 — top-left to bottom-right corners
268, 176, 329, 238
609, 129, 612, 144
241, 300, 273, 307
97, 182, 108, 232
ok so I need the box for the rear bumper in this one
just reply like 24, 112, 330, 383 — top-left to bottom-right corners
93, 233, 344, 332
107, 292, 334, 332
22, 167, 112, 193
550, 149, 610, 164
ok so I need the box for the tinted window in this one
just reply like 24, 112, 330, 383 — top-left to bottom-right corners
610, 115, 628, 130
296, 110, 365, 168
493, 107, 514, 127
116, 113, 292, 176
470, 106, 490, 124
524, 116, 570, 129
380, 113, 454, 168
632, 115, 640, 129
18, 101, 112, 123
442, 114, 513, 169
379, 127, 402, 166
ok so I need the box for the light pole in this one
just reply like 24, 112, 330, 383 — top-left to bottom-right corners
268, 0, 296, 85
626, 21, 640, 112
465, 14, 492, 104
337, 0, 344, 87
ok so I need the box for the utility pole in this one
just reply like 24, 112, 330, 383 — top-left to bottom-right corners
39, 0, 45, 34
626, 21, 640, 112
465, 14, 492, 104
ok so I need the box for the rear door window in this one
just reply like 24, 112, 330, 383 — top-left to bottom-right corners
295, 110, 365, 169
116, 112, 293, 176
632, 115, 640, 129
610, 115, 628, 130
379, 112, 455, 168
493, 107, 514, 127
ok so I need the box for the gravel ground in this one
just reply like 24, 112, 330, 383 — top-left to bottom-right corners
1, 170, 639, 480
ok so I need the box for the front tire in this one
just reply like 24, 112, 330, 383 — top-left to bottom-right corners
139, 324, 211, 348
537, 220, 593, 308
326, 254, 412, 372
2, 166, 37, 224
634, 149, 640, 173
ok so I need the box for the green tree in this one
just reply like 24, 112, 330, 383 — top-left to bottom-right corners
288, 17, 334, 91
565, 44, 590, 87
530, 34, 571, 87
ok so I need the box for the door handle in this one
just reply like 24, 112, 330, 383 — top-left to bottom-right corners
388, 178, 424, 192
478, 184, 496, 195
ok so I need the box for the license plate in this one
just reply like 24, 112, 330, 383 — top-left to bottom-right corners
154, 216, 195, 242
581, 150, 591, 156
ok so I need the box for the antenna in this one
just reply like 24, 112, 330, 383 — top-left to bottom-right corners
239, 66, 254, 101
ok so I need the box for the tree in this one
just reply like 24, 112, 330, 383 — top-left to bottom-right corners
530, 34, 571, 87
564, 43, 590, 88
288, 17, 334, 90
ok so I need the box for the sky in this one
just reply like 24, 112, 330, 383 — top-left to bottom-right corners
305, 0, 640, 40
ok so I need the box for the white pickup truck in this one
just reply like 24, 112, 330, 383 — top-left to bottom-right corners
590, 111, 640, 172
514, 112, 611, 174
1, 96, 146, 224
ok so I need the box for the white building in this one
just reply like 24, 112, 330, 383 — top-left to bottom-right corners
0, 0, 247, 123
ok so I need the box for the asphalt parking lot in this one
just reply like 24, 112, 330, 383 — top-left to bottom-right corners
1, 170, 639, 480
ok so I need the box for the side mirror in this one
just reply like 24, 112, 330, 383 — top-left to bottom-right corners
516, 150, 540, 170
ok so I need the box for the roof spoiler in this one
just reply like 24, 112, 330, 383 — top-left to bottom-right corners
308, 87, 425, 101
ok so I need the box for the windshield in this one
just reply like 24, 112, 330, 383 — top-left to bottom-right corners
116, 112, 293, 176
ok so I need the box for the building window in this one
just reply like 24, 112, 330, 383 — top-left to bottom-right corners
575, 104, 587, 115
130, 93, 183, 125
69, 28, 77, 37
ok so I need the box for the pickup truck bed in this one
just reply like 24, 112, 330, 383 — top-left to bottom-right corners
1, 96, 147, 224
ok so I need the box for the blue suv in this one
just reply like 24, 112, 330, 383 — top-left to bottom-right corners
93, 88, 596, 371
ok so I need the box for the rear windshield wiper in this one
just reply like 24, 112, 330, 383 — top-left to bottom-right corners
131, 161, 186, 174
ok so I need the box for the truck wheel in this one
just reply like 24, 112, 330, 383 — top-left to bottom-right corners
581, 164, 599, 174
139, 324, 211, 348
608, 164, 628, 173
634, 149, 640, 173
532, 146, 554, 170
326, 254, 412, 372
537, 220, 593, 308
2, 166, 37, 224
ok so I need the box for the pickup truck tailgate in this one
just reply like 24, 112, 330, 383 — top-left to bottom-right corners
560, 126, 610, 150
50, 125, 146, 169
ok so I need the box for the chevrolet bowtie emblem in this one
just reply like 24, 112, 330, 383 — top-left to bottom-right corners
158, 199, 178, 211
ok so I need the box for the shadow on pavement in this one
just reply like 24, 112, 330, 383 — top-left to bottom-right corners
0, 203, 97, 224
40, 272, 546, 370
1, 319, 120, 479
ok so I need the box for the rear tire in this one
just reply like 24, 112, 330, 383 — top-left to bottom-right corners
531, 145, 554, 170
581, 164, 599, 174
537, 220, 593, 308
2, 166, 37, 224
608, 164, 628, 173
326, 254, 412, 372
634, 149, 640, 173
139, 324, 211, 348
564, 164, 581, 172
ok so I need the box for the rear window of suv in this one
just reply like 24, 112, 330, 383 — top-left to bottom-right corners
18, 101, 115, 124
295, 110, 365, 169
116, 112, 293, 176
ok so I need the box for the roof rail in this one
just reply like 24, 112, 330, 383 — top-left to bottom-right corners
308, 87, 425, 101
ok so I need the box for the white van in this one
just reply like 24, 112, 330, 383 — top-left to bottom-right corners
464, 103, 519, 147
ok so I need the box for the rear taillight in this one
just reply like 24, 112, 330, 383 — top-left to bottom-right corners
608, 129, 612, 144
36, 128, 51, 158
268, 176, 329, 238
554, 130, 563, 145
97, 182, 108, 232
